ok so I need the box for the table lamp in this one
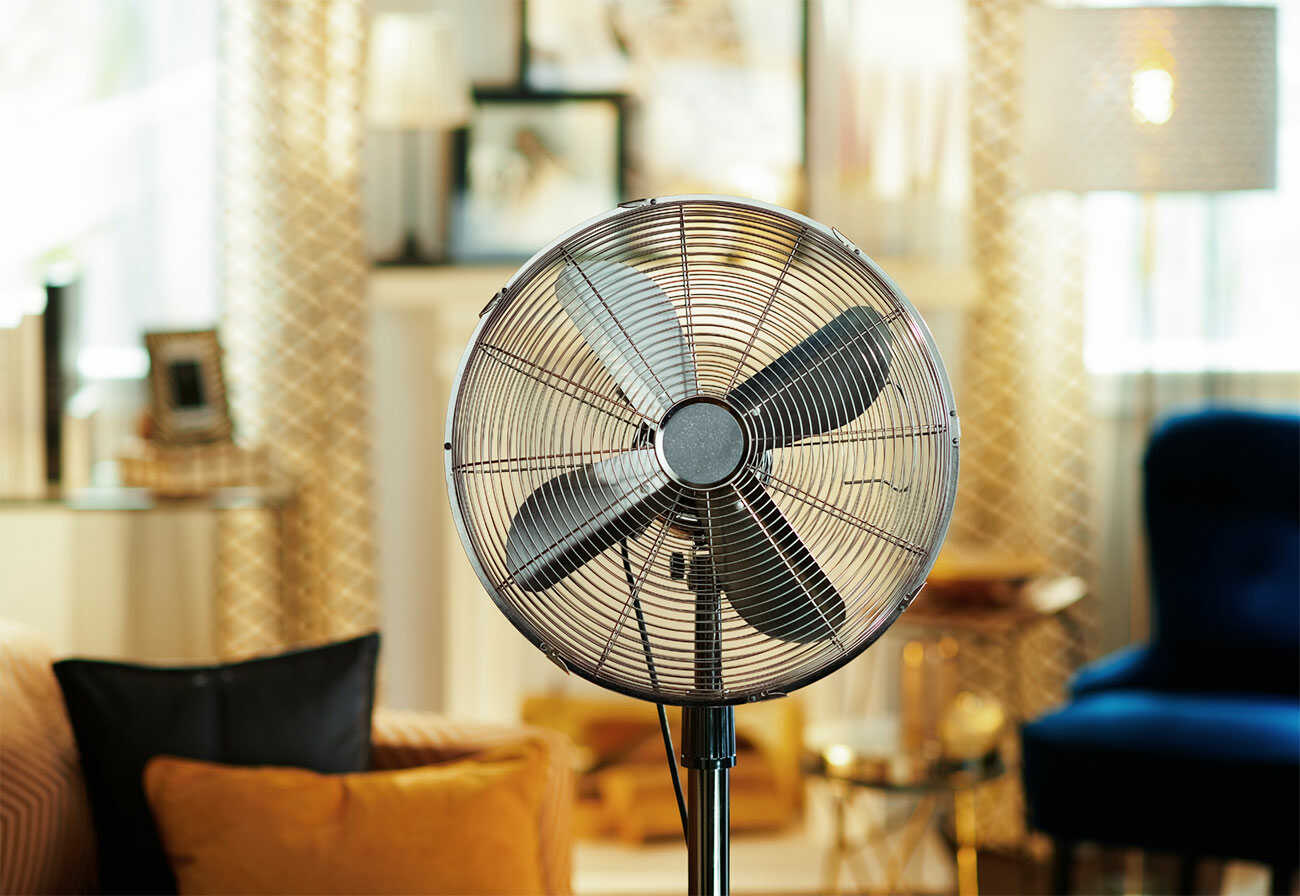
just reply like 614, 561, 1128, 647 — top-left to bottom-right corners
367, 12, 472, 265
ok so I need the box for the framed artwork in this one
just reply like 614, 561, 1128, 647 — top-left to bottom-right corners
143, 329, 233, 444
450, 91, 625, 261
523, 0, 631, 91
523, 0, 808, 209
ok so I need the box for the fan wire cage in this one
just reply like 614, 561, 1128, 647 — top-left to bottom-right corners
446, 196, 959, 706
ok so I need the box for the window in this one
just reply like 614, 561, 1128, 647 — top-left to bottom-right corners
0, 1, 221, 379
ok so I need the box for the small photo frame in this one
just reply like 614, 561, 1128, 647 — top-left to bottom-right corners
450, 91, 625, 262
144, 329, 233, 444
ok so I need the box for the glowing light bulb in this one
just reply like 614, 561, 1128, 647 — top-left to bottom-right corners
824, 744, 855, 769
1131, 67, 1174, 125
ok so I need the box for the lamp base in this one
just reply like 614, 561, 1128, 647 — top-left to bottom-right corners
375, 230, 444, 267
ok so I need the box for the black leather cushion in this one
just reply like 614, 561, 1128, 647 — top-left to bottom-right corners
53, 632, 380, 894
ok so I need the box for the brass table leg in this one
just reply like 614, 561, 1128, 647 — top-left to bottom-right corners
824, 780, 988, 895
823, 784, 887, 894
884, 794, 939, 894
824, 784, 849, 895
954, 787, 980, 896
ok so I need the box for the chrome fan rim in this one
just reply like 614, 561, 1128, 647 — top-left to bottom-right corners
445, 195, 959, 706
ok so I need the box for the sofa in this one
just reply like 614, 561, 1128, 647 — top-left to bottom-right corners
0, 620, 575, 894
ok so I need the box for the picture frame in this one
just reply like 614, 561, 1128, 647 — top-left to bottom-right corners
521, 0, 809, 209
450, 90, 626, 262
143, 329, 233, 444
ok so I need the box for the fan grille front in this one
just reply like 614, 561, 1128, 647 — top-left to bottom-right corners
446, 196, 959, 705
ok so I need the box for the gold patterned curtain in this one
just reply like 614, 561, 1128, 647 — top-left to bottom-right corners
220, 0, 376, 652
953, 0, 1096, 847
958, 0, 1093, 584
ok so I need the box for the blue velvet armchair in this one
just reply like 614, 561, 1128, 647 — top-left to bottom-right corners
1021, 410, 1300, 894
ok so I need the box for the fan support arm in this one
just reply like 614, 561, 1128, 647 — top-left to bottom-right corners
681, 705, 736, 896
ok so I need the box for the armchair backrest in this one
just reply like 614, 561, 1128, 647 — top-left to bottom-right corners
1144, 409, 1300, 695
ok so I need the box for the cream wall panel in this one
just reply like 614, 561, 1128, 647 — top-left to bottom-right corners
0, 508, 214, 661
0, 508, 73, 652
371, 307, 444, 709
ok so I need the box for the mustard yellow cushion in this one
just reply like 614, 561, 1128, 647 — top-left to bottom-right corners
144, 746, 546, 895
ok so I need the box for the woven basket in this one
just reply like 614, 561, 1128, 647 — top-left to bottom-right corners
118, 442, 270, 497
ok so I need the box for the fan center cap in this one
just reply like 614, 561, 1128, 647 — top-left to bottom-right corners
655, 398, 748, 488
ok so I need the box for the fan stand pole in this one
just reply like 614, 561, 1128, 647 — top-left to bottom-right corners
682, 705, 735, 896
683, 553, 736, 896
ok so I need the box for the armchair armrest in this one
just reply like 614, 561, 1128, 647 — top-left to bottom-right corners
1069, 644, 1160, 698
371, 708, 576, 895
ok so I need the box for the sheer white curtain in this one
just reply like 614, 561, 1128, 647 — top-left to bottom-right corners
807, 0, 970, 264
0, 1, 221, 379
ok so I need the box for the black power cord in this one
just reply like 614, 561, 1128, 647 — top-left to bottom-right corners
620, 538, 689, 842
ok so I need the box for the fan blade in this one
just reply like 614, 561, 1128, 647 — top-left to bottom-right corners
506, 450, 676, 592
707, 476, 846, 643
556, 259, 696, 420
727, 306, 893, 448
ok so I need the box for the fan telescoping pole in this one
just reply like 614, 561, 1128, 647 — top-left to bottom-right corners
682, 546, 736, 896
682, 705, 735, 896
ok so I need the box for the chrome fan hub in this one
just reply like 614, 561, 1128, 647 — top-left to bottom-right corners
655, 398, 748, 488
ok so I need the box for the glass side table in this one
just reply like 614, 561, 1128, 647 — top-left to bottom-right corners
805, 739, 1006, 896
898, 575, 1088, 850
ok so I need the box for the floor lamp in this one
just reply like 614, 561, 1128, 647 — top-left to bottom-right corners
368, 12, 472, 265
1022, 3, 1277, 643
1023, 3, 1277, 360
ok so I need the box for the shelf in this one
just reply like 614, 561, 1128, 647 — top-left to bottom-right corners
0, 485, 293, 513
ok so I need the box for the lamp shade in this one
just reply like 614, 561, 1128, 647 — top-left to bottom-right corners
367, 12, 471, 130
1023, 5, 1277, 192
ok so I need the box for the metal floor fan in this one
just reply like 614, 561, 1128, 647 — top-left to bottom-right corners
445, 195, 959, 895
